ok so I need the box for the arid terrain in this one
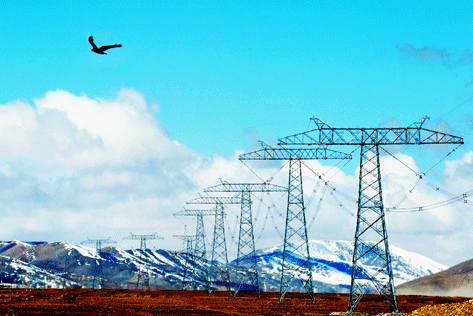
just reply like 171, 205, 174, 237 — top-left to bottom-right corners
397, 257, 473, 297
0, 289, 469, 316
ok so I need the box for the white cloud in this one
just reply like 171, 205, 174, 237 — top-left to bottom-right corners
1, 89, 472, 267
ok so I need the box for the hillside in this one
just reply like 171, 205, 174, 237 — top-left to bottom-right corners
0, 239, 446, 293
397, 257, 473, 297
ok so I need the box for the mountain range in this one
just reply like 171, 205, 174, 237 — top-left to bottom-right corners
0, 239, 446, 293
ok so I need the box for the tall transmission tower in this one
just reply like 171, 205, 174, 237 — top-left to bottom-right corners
174, 208, 220, 291
185, 196, 241, 295
123, 232, 164, 290
204, 180, 287, 298
81, 237, 117, 289
278, 116, 464, 312
173, 234, 197, 290
240, 142, 352, 302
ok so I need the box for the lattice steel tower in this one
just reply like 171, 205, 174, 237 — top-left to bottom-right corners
174, 234, 197, 290
204, 180, 287, 298
81, 237, 117, 289
185, 196, 241, 295
240, 142, 352, 302
123, 233, 163, 289
174, 208, 223, 291
278, 116, 463, 312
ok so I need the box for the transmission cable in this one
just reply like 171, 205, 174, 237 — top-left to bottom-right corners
252, 190, 285, 238
255, 206, 271, 243
423, 143, 463, 175
328, 188, 355, 217
387, 188, 473, 212
379, 145, 473, 212
380, 145, 465, 205
240, 160, 264, 182
436, 93, 473, 120
301, 160, 358, 203
307, 184, 328, 232
379, 145, 418, 175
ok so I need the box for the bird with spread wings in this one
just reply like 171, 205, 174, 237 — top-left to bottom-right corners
88, 36, 122, 55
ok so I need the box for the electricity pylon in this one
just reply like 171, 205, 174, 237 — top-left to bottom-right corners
174, 234, 197, 290
123, 232, 164, 289
81, 237, 117, 289
204, 180, 287, 298
240, 141, 352, 302
278, 116, 464, 312
186, 196, 241, 295
174, 208, 221, 291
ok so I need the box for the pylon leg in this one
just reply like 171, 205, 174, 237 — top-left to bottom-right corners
194, 215, 209, 290
92, 254, 105, 289
234, 191, 260, 297
209, 204, 231, 295
349, 144, 398, 312
279, 159, 314, 303
182, 239, 195, 290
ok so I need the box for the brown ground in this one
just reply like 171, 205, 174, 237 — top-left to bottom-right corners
0, 289, 469, 316
410, 298, 473, 316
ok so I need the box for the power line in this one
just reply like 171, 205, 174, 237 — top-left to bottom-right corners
436, 93, 473, 121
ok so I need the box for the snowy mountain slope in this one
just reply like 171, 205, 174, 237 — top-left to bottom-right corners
234, 240, 447, 293
0, 240, 446, 293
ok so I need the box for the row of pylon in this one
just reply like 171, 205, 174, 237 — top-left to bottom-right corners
173, 115, 464, 314
173, 141, 353, 302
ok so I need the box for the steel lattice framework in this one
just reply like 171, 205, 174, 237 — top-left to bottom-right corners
174, 209, 215, 290
239, 143, 352, 302
177, 202, 236, 294
81, 237, 117, 289
278, 116, 464, 312
123, 233, 164, 290
204, 181, 287, 297
174, 234, 197, 290
186, 197, 241, 295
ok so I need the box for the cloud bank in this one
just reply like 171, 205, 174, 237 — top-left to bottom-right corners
0, 89, 472, 266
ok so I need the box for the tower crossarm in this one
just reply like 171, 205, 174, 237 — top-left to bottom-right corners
123, 233, 164, 241
277, 116, 464, 146
239, 141, 352, 160
204, 181, 287, 193
186, 196, 242, 205
81, 237, 117, 245
173, 235, 197, 241
81, 237, 117, 251
174, 209, 219, 216
239, 146, 352, 160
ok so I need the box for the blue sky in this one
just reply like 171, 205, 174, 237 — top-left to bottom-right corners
1, 1, 473, 267
3, 1, 473, 156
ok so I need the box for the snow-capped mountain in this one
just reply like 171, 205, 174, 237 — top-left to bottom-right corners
0, 240, 446, 293
240, 240, 447, 293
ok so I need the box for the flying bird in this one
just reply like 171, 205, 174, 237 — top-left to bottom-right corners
88, 36, 122, 55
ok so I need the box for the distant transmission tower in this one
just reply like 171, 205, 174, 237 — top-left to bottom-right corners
186, 196, 241, 295
174, 209, 215, 291
174, 234, 197, 290
278, 116, 463, 312
240, 141, 352, 302
81, 237, 117, 289
123, 233, 163, 290
204, 180, 287, 298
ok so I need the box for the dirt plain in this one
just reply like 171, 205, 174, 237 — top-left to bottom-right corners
0, 289, 469, 316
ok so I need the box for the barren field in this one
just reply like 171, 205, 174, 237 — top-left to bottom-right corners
0, 289, 469, 315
